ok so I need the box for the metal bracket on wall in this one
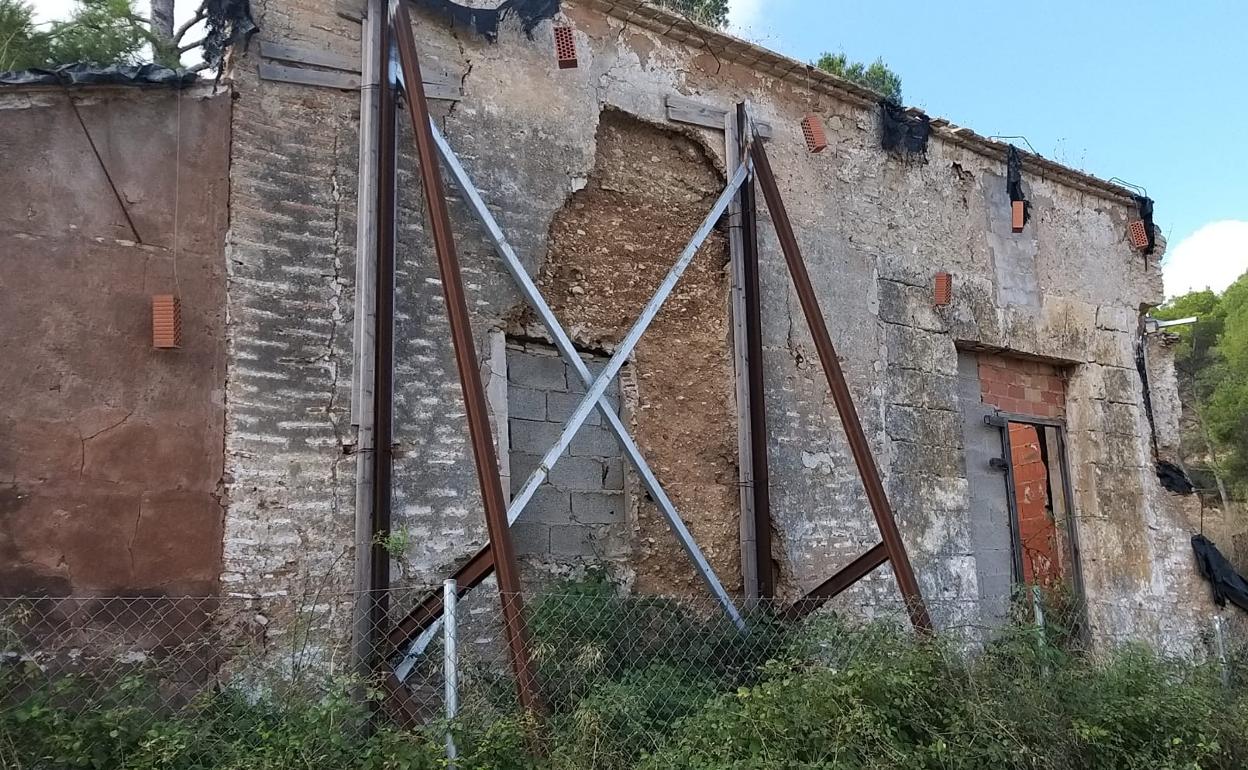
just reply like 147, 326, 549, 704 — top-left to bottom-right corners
258, 39, 463, 99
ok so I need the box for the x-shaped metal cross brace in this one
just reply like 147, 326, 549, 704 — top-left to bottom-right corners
389, 118, 751, 679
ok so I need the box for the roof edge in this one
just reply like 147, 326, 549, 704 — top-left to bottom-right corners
580, 0, 1140, 207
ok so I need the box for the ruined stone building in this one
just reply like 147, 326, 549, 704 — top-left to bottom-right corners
1, 0, 1230, 656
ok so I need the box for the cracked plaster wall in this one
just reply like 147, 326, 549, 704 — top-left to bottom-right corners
219, 0, 1217, 652
0, 86, 230, 599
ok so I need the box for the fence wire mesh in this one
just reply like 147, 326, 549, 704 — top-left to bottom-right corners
1, 586, 1245, 768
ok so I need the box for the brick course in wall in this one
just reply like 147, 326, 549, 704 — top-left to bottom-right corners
977, 355, 1067, 419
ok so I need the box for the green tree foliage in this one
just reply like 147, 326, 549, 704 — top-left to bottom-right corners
0, 0, 50, 70
1156, 271, 1248, 500
816, 51, 903, 103
0, 0, 174, 71
655, 0, 729, 28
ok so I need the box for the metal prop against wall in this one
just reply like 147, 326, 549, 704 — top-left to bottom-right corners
384, 0, 540, 714
376, 0, 749, 717
740, 113, 933, 632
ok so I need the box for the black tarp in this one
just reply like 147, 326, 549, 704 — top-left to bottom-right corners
414, 0, 560, 42
203, 0, 258, 71
0, 62, 197, 87
1133, 194, 1157, 256
1193, 534, 1248, 614
880, 100, 930, 154
1157, 460, 1195, 494
1007, 145, 1030, 225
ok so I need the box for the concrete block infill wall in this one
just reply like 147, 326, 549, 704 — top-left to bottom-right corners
506, 342, 628, 568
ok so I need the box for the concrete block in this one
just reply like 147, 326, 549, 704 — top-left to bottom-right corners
507, 351, 566, 391
601, 458, 623, 490
509, 418, 564, 455
569, 425, 619, 457
570, 491, 624, 524
548, 456, 607, 491
511, 522, 550, 555
509, 452, 540, 485
549, 525, 596, 558
523, 486, 572, 525
566, 360, 616, 395
508, 387, 546, 421
547, 389, 601, 426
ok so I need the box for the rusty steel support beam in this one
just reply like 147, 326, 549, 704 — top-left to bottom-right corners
737, 103, 774, 599
369, 2, 396, 652
387, 544, 493, 647
784, 542, 888, 621
390, 0, 541, 711
748, 135, 933, 634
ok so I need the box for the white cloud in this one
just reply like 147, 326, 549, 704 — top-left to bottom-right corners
727, 0, 765, 38
1163, 220, 1248, 297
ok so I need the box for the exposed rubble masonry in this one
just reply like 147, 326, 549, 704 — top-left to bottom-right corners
525, 109, 740, 595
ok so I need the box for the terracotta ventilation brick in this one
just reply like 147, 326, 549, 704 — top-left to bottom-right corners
554, 26, 577, 69
934, 272, 953, 306
801, 114, 828, 153
152, 294, 182, 349
1011, 200, 1026, 233
1127, 219, 1151, 250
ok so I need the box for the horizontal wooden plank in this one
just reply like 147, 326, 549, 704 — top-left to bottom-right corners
258, 62, 360, 90
260, 40, 357, 72
258, 62, 461, 100
665, 94, 772, 137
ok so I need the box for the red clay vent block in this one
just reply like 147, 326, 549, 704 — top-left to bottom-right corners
801, 114, 828, 153
554, 26, 577, 69
1127, 219, 1150, 250
1011, 200, 1026, 233
934, 272, 953, 306
152, 294, 182, 349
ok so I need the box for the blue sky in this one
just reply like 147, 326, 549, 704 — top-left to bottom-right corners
729, 0, 1248, 297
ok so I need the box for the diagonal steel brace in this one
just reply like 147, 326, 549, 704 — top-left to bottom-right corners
432, 123, 744, 626
390, 131, 751, 681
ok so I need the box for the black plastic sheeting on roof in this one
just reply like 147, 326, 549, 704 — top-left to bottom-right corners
0, 62, 197, 87
1007, 145, 1031, 225
414, 0, 560, 42
880, 100, 930, 154
203, 0, 258, 71
1193, 534, 1248, 614
1134, 194, 1157, 256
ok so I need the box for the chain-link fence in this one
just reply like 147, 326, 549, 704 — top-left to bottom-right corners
2, 586, 1245, 768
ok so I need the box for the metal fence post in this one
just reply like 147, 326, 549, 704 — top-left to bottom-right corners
444, 579, 458, 765
1214, 613, 1229, 687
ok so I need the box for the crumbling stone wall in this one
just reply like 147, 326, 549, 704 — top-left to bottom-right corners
216, 0, 1217, 652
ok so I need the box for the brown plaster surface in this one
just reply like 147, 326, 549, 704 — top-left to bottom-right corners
0, 88, 230, 597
